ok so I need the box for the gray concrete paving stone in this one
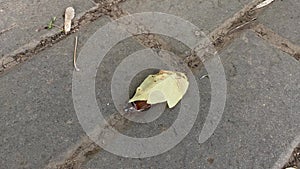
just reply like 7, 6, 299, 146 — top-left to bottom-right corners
120, 0, 252, 34
0, 0, 300, 168
0, 16, 111, 169
258, 0, 300, 45
83, 31, 300, 169
0, 0, 95, 57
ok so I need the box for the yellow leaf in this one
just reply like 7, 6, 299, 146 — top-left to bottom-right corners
129, 70, 189, 108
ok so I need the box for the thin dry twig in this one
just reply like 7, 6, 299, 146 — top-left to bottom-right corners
255, 0, 274, 9
51, 24, 64, 32
73, 36, 80, 71
200, 74, 209, 80
0, 23, 17, 35
228, 18, 257, 34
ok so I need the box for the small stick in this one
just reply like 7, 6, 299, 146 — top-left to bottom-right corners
200, 74, 209, 80
228, 18, 256, 34
255, 0, 274, 9
0, 23, 17, 35
73, 36, 80, 71
52, 24, 64, 31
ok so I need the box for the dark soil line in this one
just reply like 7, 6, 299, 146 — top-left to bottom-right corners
210, 0, 265, 51
45, 113, 132, 169
0, 0, 126, 76
127, 0, 267, 70
177, 0, 266, 70
0, 0, 267, 76
252, 24, 300, 61
282, 144, 300, 169
46, 138, 100, 169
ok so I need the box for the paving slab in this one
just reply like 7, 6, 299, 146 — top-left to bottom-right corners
0, 16, 112, 169
258, 0, 300, 45
120, 0, 252, 34
0, 0, 95, 57
82, 31, 300, 169
1, 1, 300, 169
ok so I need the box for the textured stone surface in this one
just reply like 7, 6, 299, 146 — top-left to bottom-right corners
1, 0, 300, 168
83, 31, 300, 169
0, 17, 110, 169
120, 0, 252, 33
258, 0, 300, 45
0, 0, 95, 57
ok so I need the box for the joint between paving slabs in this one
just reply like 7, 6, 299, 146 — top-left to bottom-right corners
45, 0, 299, 168
43, 0, 294, 168
282, 144, 300, 169
0, 0, 297, 168
105, 0, 300, 74
1, 0, 299, 77
0, 0, 126, 76
251, 24, 300, 61
45, 113, 132, 169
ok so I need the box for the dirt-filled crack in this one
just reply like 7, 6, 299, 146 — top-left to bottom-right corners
4, 0, 298, 168
0, 0, 126, 76
45, 113, 132, 169
252, 24, 300, 61
282, 144, 300, 169
210, 0, 264, 50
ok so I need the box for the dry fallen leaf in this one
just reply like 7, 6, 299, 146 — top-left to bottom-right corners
129, 70, 189, 108
64, 7, 75, 34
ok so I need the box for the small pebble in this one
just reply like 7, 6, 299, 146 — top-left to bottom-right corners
66, 120, 73, 124
195, 30, 201, 36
